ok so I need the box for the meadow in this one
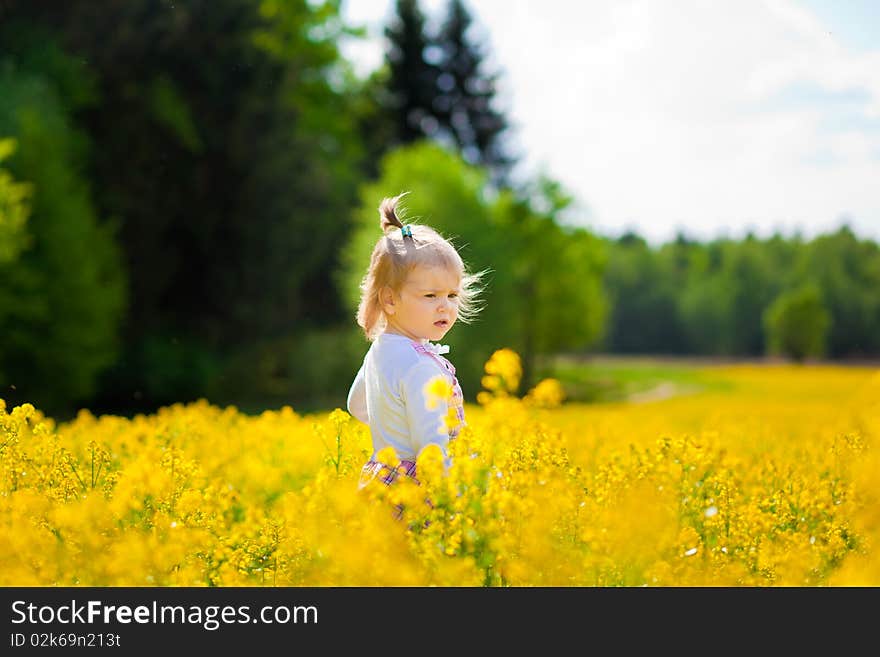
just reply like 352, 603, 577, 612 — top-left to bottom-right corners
1, 350, 878, 587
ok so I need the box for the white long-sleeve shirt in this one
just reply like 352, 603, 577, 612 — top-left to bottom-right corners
347, 331, 462, 462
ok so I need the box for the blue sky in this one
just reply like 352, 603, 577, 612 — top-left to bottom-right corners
799, 0, 880, 52
339, 0, 880, 245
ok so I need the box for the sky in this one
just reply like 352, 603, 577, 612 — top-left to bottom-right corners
337, 0, 880, 245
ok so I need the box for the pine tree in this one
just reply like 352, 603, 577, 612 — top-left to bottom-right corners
384, 0, 442, 144
434, 0, 515, 187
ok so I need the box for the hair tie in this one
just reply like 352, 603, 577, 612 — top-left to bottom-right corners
400, 225, 413, 239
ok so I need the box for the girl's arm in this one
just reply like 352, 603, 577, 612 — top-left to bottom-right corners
347, 363, 369, 423
401, 360, 451, 460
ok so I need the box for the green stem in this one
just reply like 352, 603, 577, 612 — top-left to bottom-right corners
67, 456, 88, 492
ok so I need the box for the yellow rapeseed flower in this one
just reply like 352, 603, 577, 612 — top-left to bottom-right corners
0, 360, 877, 586
375, 446, 400, 468
524, 378, 566, 408
424, 376, 454, 410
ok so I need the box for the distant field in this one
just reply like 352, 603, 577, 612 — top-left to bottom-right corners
538, 353, 880, 403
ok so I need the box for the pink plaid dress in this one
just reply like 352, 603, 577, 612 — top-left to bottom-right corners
358, 340, 465, 519
411, 340, 465, 440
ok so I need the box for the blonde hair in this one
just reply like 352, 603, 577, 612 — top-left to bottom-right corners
356, 191, 487, 341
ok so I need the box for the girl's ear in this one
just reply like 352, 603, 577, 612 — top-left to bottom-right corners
380, 285, 396, 315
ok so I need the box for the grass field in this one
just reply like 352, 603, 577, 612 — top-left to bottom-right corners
538, 354, 724, 403
538, 353, 880, 404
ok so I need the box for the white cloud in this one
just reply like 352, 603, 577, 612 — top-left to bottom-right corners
340, 0, 880, 244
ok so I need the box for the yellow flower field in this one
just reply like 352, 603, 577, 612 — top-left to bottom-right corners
1, 350, 878, 586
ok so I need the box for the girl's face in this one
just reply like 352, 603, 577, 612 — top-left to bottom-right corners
382, 265, 461, 342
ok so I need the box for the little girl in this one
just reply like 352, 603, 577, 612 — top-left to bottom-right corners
347, 192, 486, 505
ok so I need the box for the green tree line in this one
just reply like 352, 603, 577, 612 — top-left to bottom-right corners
602, 228, 879, 361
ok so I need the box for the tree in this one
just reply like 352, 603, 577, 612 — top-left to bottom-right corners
0, 139, 32, 265
716, 238, 780, 355
797, 226, 880, 357
380, 0, 516, 189
347, 66, 399, 182
763, 284, 830, 362
492, 177, 606, 387
602, 234, 685, 353
433, 0, 516, 187
0, 51, 126, 417
2, 0, 368, 412
384, 0, 442, 145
